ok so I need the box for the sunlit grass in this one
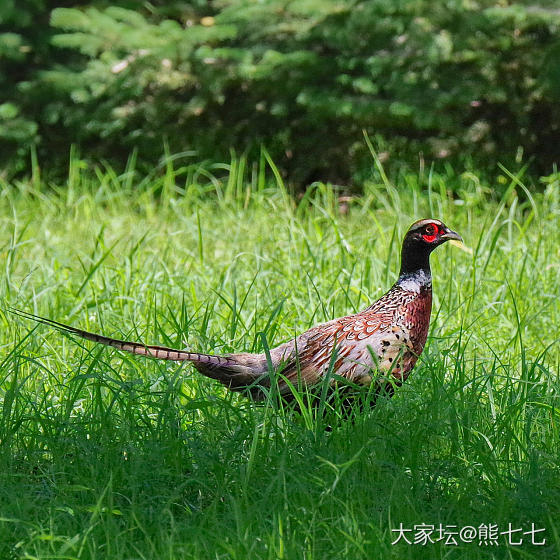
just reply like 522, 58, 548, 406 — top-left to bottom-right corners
0, 155, 559, 559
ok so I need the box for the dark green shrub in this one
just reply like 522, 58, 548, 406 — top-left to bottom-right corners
3, 1, 560, 182
0, 0, 48, 173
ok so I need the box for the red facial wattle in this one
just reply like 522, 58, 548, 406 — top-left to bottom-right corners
422, 224, 439, 243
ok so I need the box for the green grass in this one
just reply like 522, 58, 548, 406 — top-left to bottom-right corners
0, 158, 559, 559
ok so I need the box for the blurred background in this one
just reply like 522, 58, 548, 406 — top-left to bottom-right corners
1, 0, 560, 186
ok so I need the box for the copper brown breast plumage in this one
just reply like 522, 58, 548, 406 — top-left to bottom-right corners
11, 219, 462, 405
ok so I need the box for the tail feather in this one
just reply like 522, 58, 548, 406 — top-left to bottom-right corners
8, 308, 232, 366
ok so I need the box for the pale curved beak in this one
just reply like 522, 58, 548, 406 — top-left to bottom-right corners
441, 228, 463, 243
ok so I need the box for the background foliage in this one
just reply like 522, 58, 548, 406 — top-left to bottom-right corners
2, 1, 560, 182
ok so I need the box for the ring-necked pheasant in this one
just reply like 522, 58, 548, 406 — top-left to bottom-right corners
11, 219, 461, 405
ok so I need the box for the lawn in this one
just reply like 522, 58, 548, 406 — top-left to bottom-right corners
0, 159, 559, 559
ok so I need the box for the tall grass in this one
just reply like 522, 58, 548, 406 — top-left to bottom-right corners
0, 155, 559, 559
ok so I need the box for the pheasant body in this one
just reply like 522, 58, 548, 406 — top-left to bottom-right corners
12, 219, 461, 405
246, 278, 433, 397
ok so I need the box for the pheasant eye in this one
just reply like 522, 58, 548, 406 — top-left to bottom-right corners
422, 223, 439, 242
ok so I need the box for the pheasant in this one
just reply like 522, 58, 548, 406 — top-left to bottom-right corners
12, 219, 461, 406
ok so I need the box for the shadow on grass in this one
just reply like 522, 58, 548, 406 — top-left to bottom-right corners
0, 334, 559, 559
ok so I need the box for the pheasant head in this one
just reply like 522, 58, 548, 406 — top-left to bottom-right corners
399, 219, 462, 277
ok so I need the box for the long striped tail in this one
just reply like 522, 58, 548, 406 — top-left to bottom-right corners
8, 308, 234, 367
